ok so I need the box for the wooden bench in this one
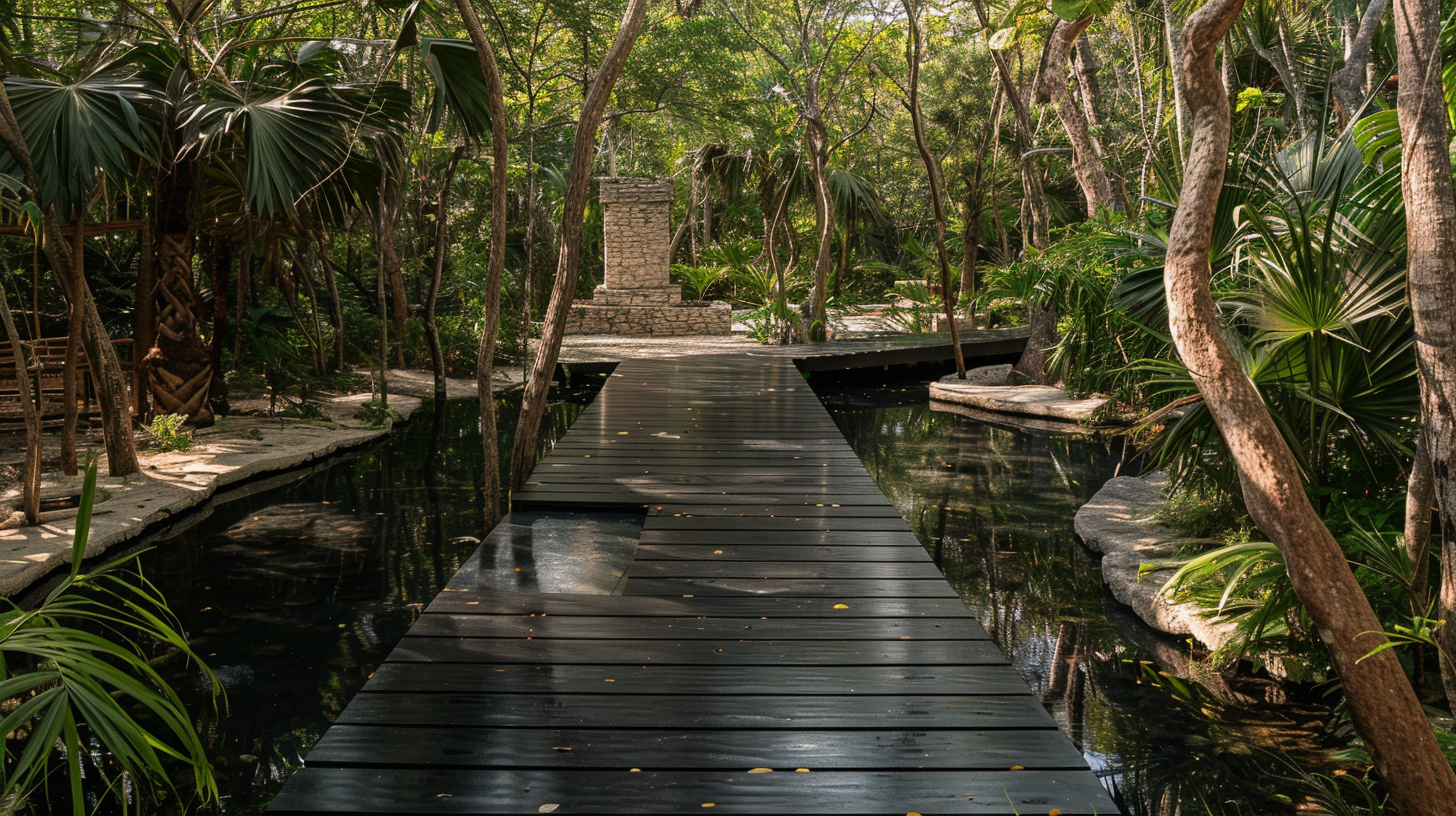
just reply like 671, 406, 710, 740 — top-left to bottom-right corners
0, 338, 134, 420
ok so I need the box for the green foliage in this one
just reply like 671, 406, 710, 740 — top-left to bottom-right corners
144, 413, 194, 452
353, 399, 398, 428
0, 463, 220, 814
876, 279, 939, 334
670, 263, 726, 301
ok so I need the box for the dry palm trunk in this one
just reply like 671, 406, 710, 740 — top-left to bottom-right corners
1034, 16, 1122, 216
426, 146, 465, 403
148, 161, 215, 427
902, 0, 964, 377
508, 0, 651, 492
1394, 0, 1456, 716
1169, 0, 1456, 808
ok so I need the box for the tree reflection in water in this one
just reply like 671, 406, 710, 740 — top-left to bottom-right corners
819, 378, 1334, 816
128, 381, 600, 813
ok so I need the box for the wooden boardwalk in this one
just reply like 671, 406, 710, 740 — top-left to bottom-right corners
269, 352, 1116, 814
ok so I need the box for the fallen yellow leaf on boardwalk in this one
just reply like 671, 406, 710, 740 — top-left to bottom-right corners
833, 604, 849, 609
748, 768, 773, 773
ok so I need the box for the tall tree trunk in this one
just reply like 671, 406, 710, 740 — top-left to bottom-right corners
804, 113, 834, 342
1395, 0, 1456, 726
148, 160, 215, 427
382, 179, 407, 368
0, 278, 40, 525
61, 216, 82, 476
1406, 435, 1434, 605
1073, 36, 1105, 130
1332, 0, 1389, 124
134, 202, 155, 418
0, 85, 139, 474
903, 0, 964, 377
1034, 17, 1122, 215
508, 0, 651, 492
426, 146, 465, 403
209, 235, 232, 416
321, 249, 344, 372
1162, 0, 1190, 156
376, 177, 393, 410
1171, 0, 1456, 809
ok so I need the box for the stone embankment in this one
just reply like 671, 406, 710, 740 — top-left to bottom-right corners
0, 369, 519, 597
1075, 473, 1236, 652
928, 365, 1114, 431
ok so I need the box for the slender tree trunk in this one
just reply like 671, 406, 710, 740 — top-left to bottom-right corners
209, 236, 231, 415
1034, 16, 1122, 215
1406, 434, 1434, 604
0, 85, 138, 474
1073, 36, 1105, 130
322, 250, 344, 372
134, 202, 154, 418
61, 216, 82, 476
804, 114, 833, 341
1171, 1, 1456, 809
1162, 0, 1190, 157
0, 279, 40, 524
1394, 0, 1456, 727
509, 0, 651, 492
376, 177, 392, 410
903, 0, 964, 377
1332, 0, 1389, 124
426, 146, 465, 403
382, 179, 406, 369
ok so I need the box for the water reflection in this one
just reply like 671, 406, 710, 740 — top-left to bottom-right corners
819, 380, 1331, 816
130, 385, 599, 813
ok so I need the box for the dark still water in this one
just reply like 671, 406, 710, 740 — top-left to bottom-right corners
130, 384, 600, 813
817, 380, 1332, 816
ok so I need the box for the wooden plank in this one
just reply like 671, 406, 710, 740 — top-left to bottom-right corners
621, 578, 959, 597
406, 614, 984, 640
634, 545, 931, 562
358, 663, 1030, 696
269, 768, 1111, 815
635, 531, 923, 546
335, 693, 1057, 730
623, 561, 945, 579
300, 725, 1090, 770
388, 637, 1010, 666
426, 593, 975, 618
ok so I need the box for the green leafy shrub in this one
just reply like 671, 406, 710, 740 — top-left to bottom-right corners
145, 413, 194, 452
0, 463, 220, 813
354, 399, 398, 428
670, 263, 726, 302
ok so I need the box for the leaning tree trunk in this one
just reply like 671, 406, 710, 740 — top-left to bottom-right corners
425, 146, 465, 403
0, 278, 40, 524
903, 0, 964, 377
508, 0, 651, 492
1034, 16, 1122, 215
1332, 0, 1388, 124
147, 160, 215, 428
1169, 0, 1456, 809
1394, 0, 1456, 721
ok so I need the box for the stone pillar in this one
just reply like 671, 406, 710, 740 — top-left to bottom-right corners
563, 176, 732, 336
595, 177, 678, 305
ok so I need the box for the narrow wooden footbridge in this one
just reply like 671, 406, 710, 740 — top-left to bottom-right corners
269, 340, 1117, 814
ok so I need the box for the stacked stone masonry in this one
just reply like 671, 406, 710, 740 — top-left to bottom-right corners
566, 176, 732, 337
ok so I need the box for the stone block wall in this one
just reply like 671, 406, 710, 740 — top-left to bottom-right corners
598, 178, 674, 291
565, 301, 733, 337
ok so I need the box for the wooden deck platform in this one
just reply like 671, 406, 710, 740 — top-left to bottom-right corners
268, 349, 1116, 814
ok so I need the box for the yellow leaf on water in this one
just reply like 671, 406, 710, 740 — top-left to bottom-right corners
748, 768, 773, 773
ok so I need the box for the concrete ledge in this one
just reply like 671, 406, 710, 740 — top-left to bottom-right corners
929, 377, 1109, 430
1075, 474, 1236, 652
